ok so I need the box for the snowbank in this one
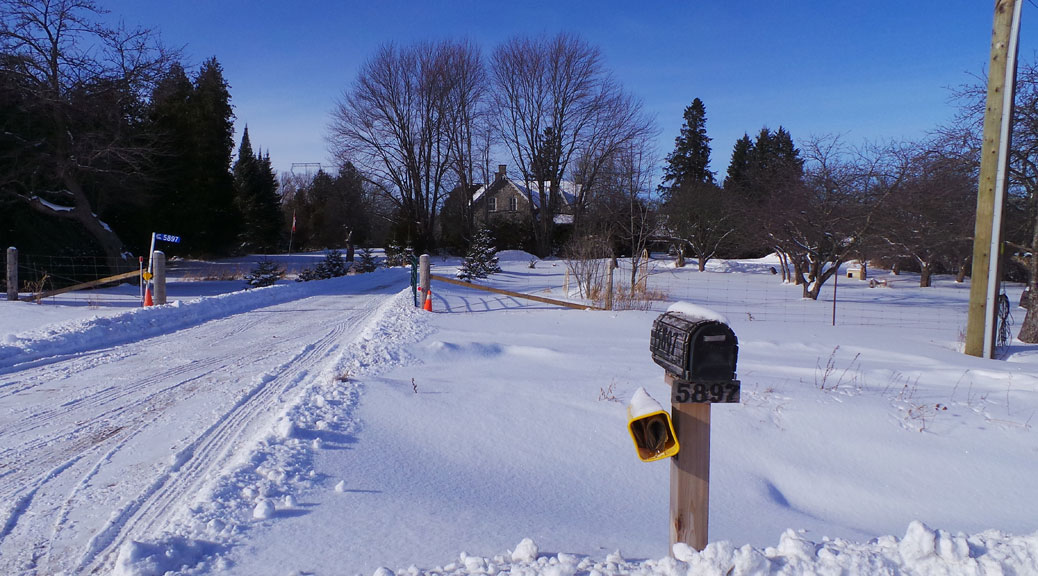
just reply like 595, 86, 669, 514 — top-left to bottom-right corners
113, 523, 1038, 576
391, 524, 1038, 576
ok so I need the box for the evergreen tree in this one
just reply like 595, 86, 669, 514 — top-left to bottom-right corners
188, 58, 238, 254
296, 249, 350, 281
144, 58, 238, 256
244, 258, 284, 288
284, 165, 370, 253
358, 247, 378, 272
457, 228, 502, 281
660, 98, 713, 195
233, 127, 283, 252
148, 64, 196, 237
723, 134, 754, 193
722, 127, 803, 198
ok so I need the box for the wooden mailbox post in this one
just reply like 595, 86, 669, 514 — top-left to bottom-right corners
643, 310, 740, 553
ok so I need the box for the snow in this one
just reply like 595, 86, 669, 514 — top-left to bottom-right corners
2, 252, 1037, 575
667, 301, 729, 324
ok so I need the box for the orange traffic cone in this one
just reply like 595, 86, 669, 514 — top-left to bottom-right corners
144, 285, 153, 307
423, 286, 432, 311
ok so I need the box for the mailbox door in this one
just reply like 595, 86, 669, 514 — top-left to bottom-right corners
690, 323, 738, 381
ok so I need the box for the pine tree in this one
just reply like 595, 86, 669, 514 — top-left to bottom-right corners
723, 134, 752, 192
145, 58, 238, 256
148, 64, 195, 237
244, 258, 284, 288
189, 58, 238, 254
660, 98, 713, 196
233, 127, 283, 252
722, 127, 803, 197
358, 247, 378, 272
457, 228, 502, 282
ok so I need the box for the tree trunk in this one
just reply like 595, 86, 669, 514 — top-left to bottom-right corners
1020, 290, 1038, 343
919, 261, 932, 288
777, 251, 790, 283
1021, 217, 1038, 343
956, 257, 969, 283
676, 245, 685, 268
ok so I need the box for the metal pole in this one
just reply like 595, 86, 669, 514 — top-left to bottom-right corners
146, 232, 156, 276
966, 0, 1022, 357
832, 263, 838, 327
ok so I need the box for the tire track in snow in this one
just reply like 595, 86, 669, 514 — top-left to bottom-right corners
0, 286, 398, 576
0, 356, 225, 501
74, 300, 381, 575
0, 313, 298, 495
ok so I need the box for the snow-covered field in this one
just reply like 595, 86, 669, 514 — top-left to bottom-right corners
2, 251, 1037, 575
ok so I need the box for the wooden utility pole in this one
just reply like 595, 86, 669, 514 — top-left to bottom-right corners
966, 0, 1023, 358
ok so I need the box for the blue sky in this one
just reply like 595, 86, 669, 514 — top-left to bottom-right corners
106, 1, 1033, 179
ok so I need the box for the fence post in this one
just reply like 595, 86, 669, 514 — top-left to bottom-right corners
153, 250, 167, 305
669, 371, 712, 551
419, 254, 430, 296
605, 260, 615, 311
6, 247, 17, 302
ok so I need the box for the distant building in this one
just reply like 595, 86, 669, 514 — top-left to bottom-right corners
472, 164, 580, 227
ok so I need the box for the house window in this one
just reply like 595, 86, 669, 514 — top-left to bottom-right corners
488, 197, 497, 212
509, 196, 518, 211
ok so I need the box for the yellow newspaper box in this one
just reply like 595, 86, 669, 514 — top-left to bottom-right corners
627, 387, 679, 462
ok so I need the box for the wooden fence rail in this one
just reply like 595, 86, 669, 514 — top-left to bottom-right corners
428, 273, 601, 311
22, 269, 141, 302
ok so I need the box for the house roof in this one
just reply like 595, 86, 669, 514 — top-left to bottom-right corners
472, 176, 579, 209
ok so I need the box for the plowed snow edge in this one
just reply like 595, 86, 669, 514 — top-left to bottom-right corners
111, 287, 431, 576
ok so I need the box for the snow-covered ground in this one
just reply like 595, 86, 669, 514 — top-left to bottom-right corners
2, 251, 1037, 575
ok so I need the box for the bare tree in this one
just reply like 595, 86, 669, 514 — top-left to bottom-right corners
0, 0, 174, 268
490, 32, 653, 256
663, 180, 735, 271
875, 139, 977, 287
329, 40, 482, 253
764, 136, 893, 300
586, 137, 662, 287
444, 40, 490, 244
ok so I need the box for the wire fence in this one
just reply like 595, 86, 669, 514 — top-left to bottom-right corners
11, 253, 140, 291
471, 255, 1017, 334
5, 250, 1026, 338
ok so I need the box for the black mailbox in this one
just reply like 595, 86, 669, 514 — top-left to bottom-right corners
650, 312, 738, 382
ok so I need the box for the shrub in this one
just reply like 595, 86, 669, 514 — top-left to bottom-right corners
296, 250, 351, 282
244, 259, 284, 288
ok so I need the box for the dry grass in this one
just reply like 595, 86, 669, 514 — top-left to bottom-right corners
593, 283, 669, 311
180, 265, 245, 281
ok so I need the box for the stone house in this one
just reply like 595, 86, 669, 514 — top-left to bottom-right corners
472, 164, 579, 227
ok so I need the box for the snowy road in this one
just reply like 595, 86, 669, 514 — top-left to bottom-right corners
0, 278, 404, 575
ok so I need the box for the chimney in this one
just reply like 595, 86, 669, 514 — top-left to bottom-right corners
497, 164, 507, 182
